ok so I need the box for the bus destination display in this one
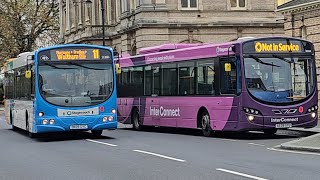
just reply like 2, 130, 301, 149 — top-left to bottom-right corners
243, 38, 313, 54
39, 47, 111, 61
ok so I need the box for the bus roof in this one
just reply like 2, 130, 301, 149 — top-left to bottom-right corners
3, 52, 34, 72
138, 43, 205, 55
118, 36, 312, 68
119, 41, 238, 67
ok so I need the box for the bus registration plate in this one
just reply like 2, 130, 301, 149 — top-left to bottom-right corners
275, 123, 292, 129
70, 125, 88, 130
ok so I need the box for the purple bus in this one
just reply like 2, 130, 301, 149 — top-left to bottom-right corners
116, 37, 318, 136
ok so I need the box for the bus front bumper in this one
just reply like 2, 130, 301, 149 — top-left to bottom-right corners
32, 121, 118, 133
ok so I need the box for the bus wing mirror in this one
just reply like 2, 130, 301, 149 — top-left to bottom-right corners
224, 63, 231, 72
25, 70, 32, 79
116, 64, 121, 74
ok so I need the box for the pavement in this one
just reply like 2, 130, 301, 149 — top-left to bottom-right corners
280, 123, 320, 152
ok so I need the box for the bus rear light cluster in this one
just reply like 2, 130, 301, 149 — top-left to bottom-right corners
307, 105, 318, 113
243, 107, 261, 115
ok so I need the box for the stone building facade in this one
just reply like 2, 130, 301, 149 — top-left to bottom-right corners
60, 0, 284, 55
278, 0, 320, 69
277, 0, 320, 116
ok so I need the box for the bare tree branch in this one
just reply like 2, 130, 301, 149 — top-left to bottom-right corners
0, 0, 59, 66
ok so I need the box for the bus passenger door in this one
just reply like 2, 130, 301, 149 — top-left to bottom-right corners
219, 57, 240, 127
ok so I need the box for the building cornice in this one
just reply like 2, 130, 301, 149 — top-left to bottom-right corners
277, 0, 320, 13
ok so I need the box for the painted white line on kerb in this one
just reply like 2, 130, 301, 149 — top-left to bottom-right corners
248, 143, 265, 147
216, 168, 269, 180
267, 147, 320, 156
133, 150, 186, 162
85, 139, 118, 147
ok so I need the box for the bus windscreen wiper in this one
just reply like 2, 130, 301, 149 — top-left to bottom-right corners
43, 61, 75, 69
248, 55, 280, 67
272, 54, 295, 64
68, 62, 109, 70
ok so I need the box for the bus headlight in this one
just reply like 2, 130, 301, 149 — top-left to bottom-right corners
42, 119, 48, 125
103, 116, 108, 122
39, 112, 44, 117
108, 116, 113, 121
111, 109, 116, 114
247, 115, 255, 121
49, 119, 55, 125
311, 112, 316, 118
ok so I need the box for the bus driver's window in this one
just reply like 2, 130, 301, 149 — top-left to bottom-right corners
220, 60, 237, 94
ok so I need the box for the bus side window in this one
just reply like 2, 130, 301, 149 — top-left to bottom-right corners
197, 59, 215, 95
179, 62, 196, 95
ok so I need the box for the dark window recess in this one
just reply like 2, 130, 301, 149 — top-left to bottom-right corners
162, 64, 178, 96
179, 62, 196, 95
197, 60, 215, 95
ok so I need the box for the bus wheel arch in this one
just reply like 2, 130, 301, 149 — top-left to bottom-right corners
131, 107, 142, 131
197, 107, 214, 137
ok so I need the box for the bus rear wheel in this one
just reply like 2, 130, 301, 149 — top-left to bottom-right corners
132, 109, 142, 131
201, 111, 214, 137
92, 130, 103, 137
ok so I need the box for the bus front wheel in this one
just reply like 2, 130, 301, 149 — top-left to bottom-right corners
132, 109, 142, 131
201, 111, 214, 137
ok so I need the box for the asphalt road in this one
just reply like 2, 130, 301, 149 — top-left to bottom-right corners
1, 115, 320, 180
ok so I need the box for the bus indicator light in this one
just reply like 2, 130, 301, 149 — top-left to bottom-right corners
298, 106, 303, 113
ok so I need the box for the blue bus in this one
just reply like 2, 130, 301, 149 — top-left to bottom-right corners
3, 44, 117, 137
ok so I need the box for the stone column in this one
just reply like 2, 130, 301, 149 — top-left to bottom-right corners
66, 0, 70, 33
85, 0, 90, 25
78, 1, 83, 28
92, 0, 96, 25
99, 0, 102, 25
59, 0, 64, 39
71, 0, 76, 31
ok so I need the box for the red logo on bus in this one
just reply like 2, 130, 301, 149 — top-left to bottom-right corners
100, 106, 104, 112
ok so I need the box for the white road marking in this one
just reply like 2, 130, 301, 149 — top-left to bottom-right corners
133, 149, 186, 162
216, 168, 269, 180
267, 147, 320, 156
248, 143, 265, 147
219, 138, 238, 142
85, 139, 118, 147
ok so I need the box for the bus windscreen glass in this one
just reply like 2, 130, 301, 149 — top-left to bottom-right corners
244, 55, 315, 103
38, 47, 114, 107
